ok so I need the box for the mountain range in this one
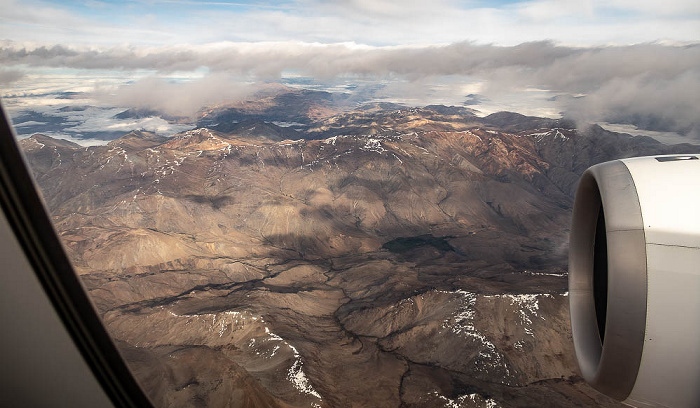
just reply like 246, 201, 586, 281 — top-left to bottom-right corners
20, 100, 700, 408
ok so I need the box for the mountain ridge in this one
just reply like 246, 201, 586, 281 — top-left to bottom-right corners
19, 106, 700, 408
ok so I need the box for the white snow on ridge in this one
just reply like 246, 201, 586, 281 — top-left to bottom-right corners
167, 308, 324, 403
264, 326, 283, 341
529, 130, 551, 142
154, 155, 186, 177
529, 128, 570, 143
100, 146, 132, 172
264, 328, 323, 402
272, 121, 306, 128
442, 290, 479, 337
438, 290, 511, 380
437, 290, 560, 378
182, 128, 210, 138
321, 135, 345, 145
167, 310, 248, 337
522, 270, 566, 277
483, 294, 552, 336
360, 138, 387, 153
286, 343, 323, 401
29, 137, 45, 148
431, 391, 501, 408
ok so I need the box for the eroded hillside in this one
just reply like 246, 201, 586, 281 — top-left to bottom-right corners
21, 105, 699, 407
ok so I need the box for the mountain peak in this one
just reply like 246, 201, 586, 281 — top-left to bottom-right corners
20, 134, 80, 150
108, 130, 168, 149
124, 130, 162, 140
424, 104, 478, 116
113, 108, 186, 122
483, 111, 568, 132
221, 119, 301, 143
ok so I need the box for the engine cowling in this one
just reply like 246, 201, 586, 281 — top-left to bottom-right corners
569, 155, 700, 408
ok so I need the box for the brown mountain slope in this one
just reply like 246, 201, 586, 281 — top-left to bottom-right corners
21, 111, 698, 408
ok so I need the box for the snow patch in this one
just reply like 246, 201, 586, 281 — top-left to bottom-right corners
554, 129, 569, 141
323, 135, 339, 145
360, 138, 387, 154
167, 308, 323, 402
30, 138, 45, 148
513, 340, 525, 351
438, 290, 512, 380
272, 121, 306, 127
431, 391, 501, 408
167, 310, 246, 337
483, 294, 552, 337
529, 128, 569, 142
522, 270, 566, 277
287, 347, 323, 401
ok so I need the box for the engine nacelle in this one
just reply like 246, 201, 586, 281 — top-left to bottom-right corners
569, 155, 700, 408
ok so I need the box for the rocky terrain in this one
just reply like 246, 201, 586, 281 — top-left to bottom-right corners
20, 100, 700, 408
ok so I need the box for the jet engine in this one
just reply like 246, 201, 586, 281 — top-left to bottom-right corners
569, 155, 700, 408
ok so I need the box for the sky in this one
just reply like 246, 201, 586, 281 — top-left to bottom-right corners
1, 0, 699, 143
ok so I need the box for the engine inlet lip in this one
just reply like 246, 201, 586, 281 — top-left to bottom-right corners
569, 160, 648, 401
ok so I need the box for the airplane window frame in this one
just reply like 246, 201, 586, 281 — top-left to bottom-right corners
0, 104, 154, 408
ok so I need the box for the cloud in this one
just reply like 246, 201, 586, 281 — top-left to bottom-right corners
97, 73, 262, 117
0, 0, 185, 46
64, 111, 193, 136
9, 104, 194, 142
309, 0, 458, 20
3, 41, 697, 81
515, 0, 595, 23
2, 40, 699, 138
0, 69, 24, 85
2, 0, 699, 47
562, 70, 700, 138
602, 0, 700, 16
3, 1, 698, 142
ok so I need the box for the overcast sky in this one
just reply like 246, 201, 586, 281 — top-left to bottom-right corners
1, 0, 699, 140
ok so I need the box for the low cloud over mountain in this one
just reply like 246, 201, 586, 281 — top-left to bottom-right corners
3, 40, 699, 138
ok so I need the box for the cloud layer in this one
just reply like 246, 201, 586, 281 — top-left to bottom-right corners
102, 74, 261, 118
3, 41, 698, 79
0, 68, 24, 85
3, 40, 699, 137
